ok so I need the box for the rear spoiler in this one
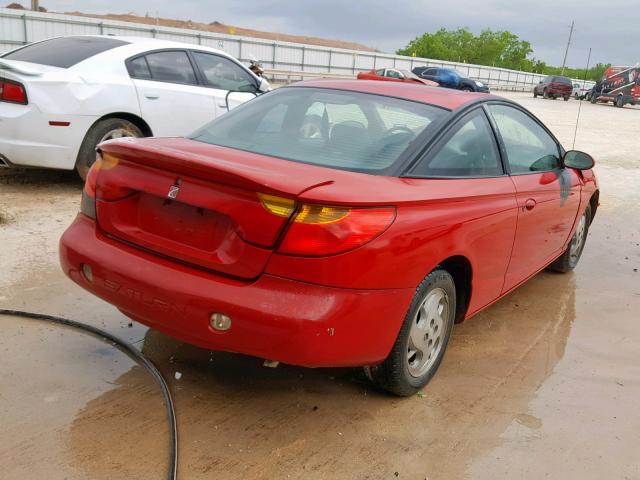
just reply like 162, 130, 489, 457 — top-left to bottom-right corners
0, 59, 43, 77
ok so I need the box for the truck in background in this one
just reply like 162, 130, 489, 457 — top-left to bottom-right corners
590, 65, 640, 108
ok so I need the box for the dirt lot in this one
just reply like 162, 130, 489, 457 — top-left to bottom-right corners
1, 92, 639, 480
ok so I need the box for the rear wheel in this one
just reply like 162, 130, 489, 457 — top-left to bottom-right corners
365, 268, 456, 396
574, 93, 579, 99
590, 93, 597, 104
548, 204, 591, 273
616, 95, 624, 108
461, 86, 474, 92
543, 89, 549, 99
75, 118, 143, 180
534, 90, 538, 98
564, 96, 570, 101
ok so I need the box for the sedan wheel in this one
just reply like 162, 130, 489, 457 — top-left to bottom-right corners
75, 118, 144, 180
548, 204, 591, 273
365, 268, 456, 396
407, 288, 449, 377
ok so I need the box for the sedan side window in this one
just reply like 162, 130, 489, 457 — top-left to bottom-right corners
489, 105, 560, 173
411, 109, 502, 177
143, 50, 197, 84
192, 52, 257, 92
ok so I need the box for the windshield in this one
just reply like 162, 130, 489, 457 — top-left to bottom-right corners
400, 70, 422, 81
190, 87, 445, 174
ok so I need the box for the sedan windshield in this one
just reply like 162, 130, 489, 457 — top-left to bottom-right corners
190, 87, 445, 173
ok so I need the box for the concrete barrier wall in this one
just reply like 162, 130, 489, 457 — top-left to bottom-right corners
0, 8, 595, 91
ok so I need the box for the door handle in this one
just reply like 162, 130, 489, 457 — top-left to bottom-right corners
144, 93, 160, 100
523, 198, 537, 211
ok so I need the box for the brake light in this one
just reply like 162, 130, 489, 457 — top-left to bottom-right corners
0, 79, 27, 104
81, 151, 120, 219
278, 204, 396, 256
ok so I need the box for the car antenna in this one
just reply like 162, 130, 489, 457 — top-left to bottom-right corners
572, 47, 592, 149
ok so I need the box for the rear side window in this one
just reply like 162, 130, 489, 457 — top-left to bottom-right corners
1, 36, 128, 68
190, 87, 445, 173
138, 51, 197, 84
411, 109, 502, 177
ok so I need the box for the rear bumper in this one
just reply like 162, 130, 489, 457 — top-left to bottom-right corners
60, 214, 413, 367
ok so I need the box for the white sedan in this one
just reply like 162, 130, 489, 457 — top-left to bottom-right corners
0, 35, 269, 178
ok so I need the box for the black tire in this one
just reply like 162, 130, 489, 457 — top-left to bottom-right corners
461, 86, 474, 92
590, 93, 597, 104
574, 93, 579, 100
365, 268, 456, 396
534, 90, 538, 98
564, 96, 570, 101
548, 204, 591, 273
75, 118, 143, 180
543, 89, 549, 99
616, 96, 624, 108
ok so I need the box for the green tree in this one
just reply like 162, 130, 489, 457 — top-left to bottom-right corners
397, 28, 610, 81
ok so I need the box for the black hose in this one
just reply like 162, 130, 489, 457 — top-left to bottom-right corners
0, 309, 178, 480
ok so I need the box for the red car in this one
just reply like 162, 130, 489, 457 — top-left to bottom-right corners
533, 75, 574, 100
60, 80, 598, 396
357, 68, 438, 86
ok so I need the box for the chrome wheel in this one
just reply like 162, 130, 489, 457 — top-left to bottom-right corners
407, 287, 450, 377
569, 211, 587, 261
100, 128, 138, 142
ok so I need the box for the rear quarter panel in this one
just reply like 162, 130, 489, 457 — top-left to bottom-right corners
266, 176, 518, 316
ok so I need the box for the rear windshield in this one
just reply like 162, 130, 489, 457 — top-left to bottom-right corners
2, 36, 128, 68
554, 76, 572, 84
190, 87, 445, 174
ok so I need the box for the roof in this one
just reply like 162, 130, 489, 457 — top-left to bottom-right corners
289, 79, 503, 110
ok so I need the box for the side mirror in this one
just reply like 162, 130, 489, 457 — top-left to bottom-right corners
225, 90, 258, 112
258, 77, 271, 93
563, 150, 595, 170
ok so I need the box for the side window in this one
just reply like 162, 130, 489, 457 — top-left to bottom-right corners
411, 110, 502, 177
192, 52, 257, 92
489, 105, 560, 173
143, 51, 197, 84
386, 69, 402, 79
127, 56, 151, 79
375, 69, 385, 76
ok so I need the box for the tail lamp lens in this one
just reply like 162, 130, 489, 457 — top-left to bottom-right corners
81, 152, 120, 219
0, 79, 27, 104
279, 205, 395, 256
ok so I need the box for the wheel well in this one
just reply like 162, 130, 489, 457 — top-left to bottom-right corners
438, 256, 472, 323
95, 112, 153, 137
589, 190, 599, 224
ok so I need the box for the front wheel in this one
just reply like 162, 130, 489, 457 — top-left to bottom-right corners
564, 96, 570, 101
461, 86, 474, 92
75, 118, 143, 180
365, 269, 456, 396
543, 89, 549, 99
616, 96, 624, 108
548, 204, 591, 273
534, 90, 538, 98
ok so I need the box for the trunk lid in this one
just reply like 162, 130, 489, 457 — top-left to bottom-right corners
95, 138, 339, 279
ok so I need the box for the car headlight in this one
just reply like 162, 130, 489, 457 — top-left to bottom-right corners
475, 81, 484, 87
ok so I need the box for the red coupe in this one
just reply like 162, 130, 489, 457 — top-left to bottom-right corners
60, 80, 598, 396
357, 68, 439, 86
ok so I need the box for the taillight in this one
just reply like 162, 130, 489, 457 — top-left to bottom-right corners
0, 78, 27, 104
278, 202, 396, 256
81, 151, 120, 219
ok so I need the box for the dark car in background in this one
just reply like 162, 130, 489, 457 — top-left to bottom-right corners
412, 67, 490, 93
533, 75, 573, 101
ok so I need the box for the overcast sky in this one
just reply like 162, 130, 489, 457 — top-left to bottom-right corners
40, 0, 637, 68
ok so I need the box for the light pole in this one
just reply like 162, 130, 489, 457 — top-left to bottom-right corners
561, 20, 574, 75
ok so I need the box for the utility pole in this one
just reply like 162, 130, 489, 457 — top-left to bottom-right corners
31, 0, 39, 11
561, 20, 574, 75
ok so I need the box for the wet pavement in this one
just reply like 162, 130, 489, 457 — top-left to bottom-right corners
1, 92, 639, 479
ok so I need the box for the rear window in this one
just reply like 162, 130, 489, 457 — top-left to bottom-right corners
554, 76, 572, 84
1, 36, 128, 68
190, 87, 446, 174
